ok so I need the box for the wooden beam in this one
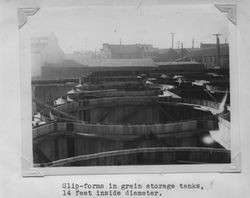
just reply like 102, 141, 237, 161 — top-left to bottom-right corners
98, 108, 115, 123
119, 105, 148, 123
33, 145, 51, 163
154, 102, 175, 121
33, 98, 83, 123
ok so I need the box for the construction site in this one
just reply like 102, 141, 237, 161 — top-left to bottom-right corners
32, 59, 231, 167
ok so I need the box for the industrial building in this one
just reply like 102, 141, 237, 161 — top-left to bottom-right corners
102, 43, 145, 59
100, 43, 159, 59
156, 61, 205, 73
183, 45, 229, 69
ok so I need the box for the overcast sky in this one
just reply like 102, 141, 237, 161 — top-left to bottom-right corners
24, 4, 229, 53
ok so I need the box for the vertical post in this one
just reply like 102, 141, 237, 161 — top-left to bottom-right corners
181, 42, 184, 61
171, 33, 175, 49
85, 39, 87, 52
192, 38, 194, 48
216, 35, 221, 66
213, 34, 222, 67
32, 86, 36, 115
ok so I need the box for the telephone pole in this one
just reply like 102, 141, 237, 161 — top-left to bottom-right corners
181, 42, 184, 61
213, 34, 222, 67
171, 33, 175, 49
177, 41, 180, 49
84, 39, 87, 52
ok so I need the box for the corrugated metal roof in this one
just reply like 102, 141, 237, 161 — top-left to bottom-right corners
200, 43, 229, 48
158, 48, 172, 53
174, 48, 191, 58
156, 61, 201, 66
153, 48, 179, 62
46, 59, 88, 67
88, 58, 157, 67
104, 44, 142, 54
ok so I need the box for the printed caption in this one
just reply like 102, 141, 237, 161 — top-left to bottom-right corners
61, 182, 204, 197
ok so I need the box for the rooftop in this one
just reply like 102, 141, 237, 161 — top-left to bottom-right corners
45, 59, 88, 67
103, 44, 142, 54
156, 61, 201, 66
184, 46, 229, 58
200, 43, 229, 48
88, 58, 157, 67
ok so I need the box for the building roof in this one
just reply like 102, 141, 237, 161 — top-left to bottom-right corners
156, 61, 201, 66
174, 48, 191, 57
103, 44, 142, 54
185, 48, 202, 53
45, 59, 88, 67
158, 48, 172, 53
153, 48, 179, 62
184, 46, 229, 58
200, 43, 229, 48
88, 58, 157, 67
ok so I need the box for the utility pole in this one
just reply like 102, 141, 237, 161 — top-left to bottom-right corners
181, 42, 184, 61
177, 41, 180, 49
192, 38, 194, 48
213, 34, 222, 67
171, 33, 175, 49
84, 39, 87, 52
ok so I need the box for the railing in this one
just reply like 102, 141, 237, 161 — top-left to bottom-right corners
52, 96, 221, 118
33, 119, 219, 141
36, 147, 230, 167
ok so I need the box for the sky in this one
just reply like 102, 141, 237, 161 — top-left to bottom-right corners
23, 4, 229, 53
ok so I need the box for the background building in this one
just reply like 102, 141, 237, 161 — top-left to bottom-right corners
31, 33, 65, 77
153, 48, 180, 62
102, 43, 143, 59
200, 43, 229, 48
183, 45, 229, 69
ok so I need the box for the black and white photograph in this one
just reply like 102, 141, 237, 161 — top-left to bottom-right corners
3, 0, 250, 197
20, 4, 235, 170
